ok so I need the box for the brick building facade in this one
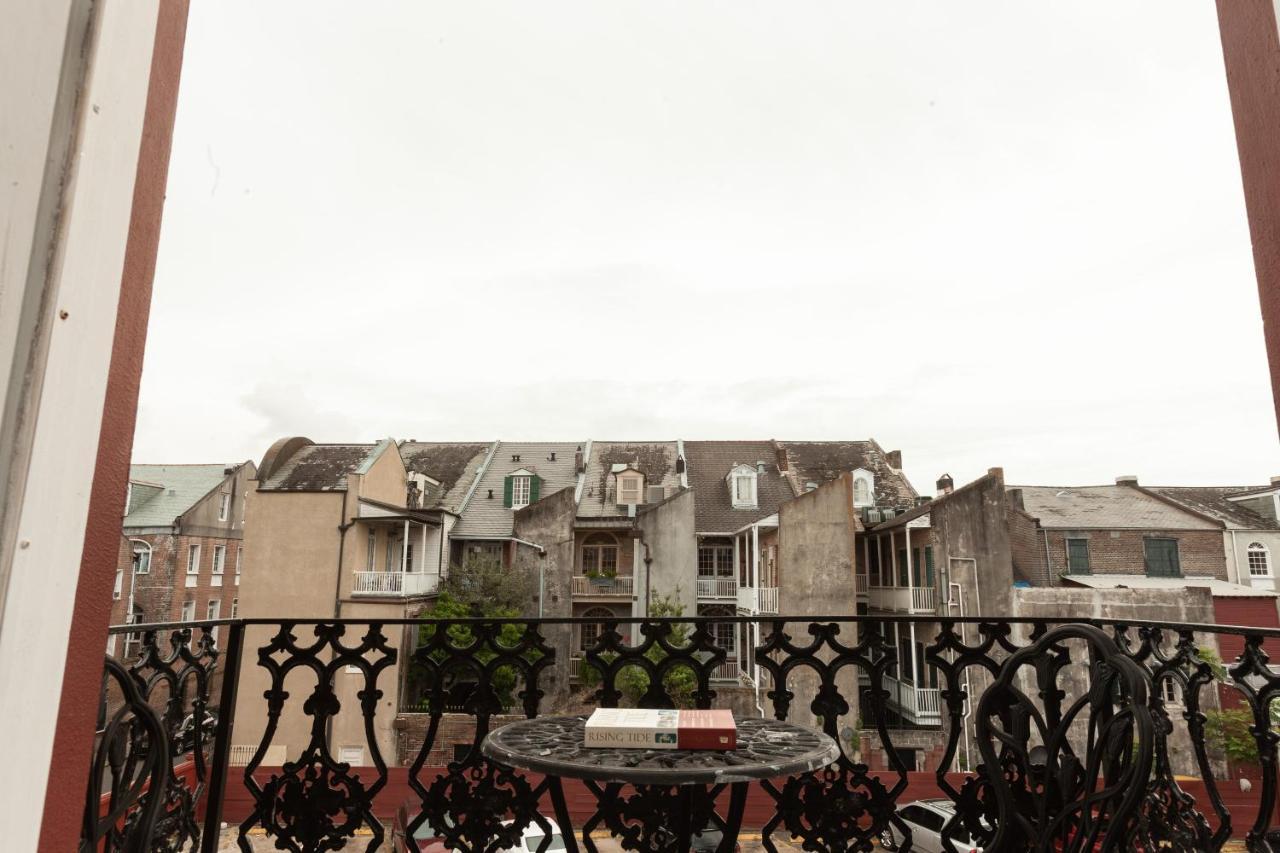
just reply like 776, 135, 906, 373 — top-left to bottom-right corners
107, 462, 254, 655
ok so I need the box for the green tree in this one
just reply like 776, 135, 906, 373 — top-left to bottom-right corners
1197, 646, 1279, 766
406, 554, 538, 711
579, 593, 699, 708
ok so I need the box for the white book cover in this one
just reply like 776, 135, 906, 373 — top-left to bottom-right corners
583, 708, 680, 749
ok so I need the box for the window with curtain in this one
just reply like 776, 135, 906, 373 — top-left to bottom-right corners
1144, 538, 1181, 577
1066, 538, 1090, 574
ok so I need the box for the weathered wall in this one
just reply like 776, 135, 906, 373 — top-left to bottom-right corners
777, 475, 858, 731
1225, 530, 1280, 590
1006, 504, 1047, 585
930, 469, 1014, 618
1013, 586, 1225, 778
637, 488, 698, 616
514, 486, 578, 709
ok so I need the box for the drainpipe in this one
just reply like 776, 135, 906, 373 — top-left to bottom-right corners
1229, 529, 1241, 585
510, 538, 548, 617
333, 496, 353, 618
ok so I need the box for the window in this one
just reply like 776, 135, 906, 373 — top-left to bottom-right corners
338, 746, 364, 765
701, 605, 736, 654
367, 532, 376, 570
1249, 542, 1272, 577
123, 604, 144, 659
618, 474, 643, 505
113, 567, 123, 600
230, 598, 239, 618
581, 533, 619, 576
923, 546, 935, 586
131, 541, 151, 575
511, 475, 531, 508
1144, 538, 1182, 578
1066, 538, 1090, 574
187, 544, 201, 574
851, 468, 875, 507
580, 607, 615, 650
207, 599, 220, 621
180, 600, 195, 622
212, 544, 226, 574
697, 538, 734, 577
218, 491, 231, 521
1161, 677, 1180, 705
727, 465, 757, 508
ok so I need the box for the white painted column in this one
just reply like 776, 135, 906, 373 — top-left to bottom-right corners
401, 519, 409, 573
905, 527, 914, 588
420, 522, 427, 574
751, 524, 760, 592
890, 532, 898, 587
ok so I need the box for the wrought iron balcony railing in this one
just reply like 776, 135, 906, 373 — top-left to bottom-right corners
84, 614, 1280, 852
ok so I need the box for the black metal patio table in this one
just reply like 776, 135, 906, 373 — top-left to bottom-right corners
482, 715, 839, 853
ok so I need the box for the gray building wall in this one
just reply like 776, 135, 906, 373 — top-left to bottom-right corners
776, 475, 859, 732
929, 468, 1014, 620
636, 488, 698, 617
513, 487, 578, 710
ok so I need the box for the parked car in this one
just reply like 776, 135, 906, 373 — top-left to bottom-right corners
391, 807, 564, 853
689, 824, 741, 853
878, 799, 985, 853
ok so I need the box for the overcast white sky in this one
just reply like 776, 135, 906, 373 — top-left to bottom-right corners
135, 1, 1280, 493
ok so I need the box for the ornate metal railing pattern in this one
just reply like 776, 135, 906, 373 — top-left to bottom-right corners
85, 616, 1280, 852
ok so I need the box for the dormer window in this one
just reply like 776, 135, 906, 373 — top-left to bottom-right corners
618, 473, 644, 505
852, 468, 875, 507
727, 464, 758, 509
504, 469, 539, 509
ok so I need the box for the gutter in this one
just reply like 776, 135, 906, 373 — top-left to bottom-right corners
457, 440, 500, 513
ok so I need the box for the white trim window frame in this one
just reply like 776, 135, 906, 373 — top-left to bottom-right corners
218, 491, 230, 522
132, 540, 152, 575
211, 544, 225, 575
618, 474, 643, 505
511, 475, 532, 509
851, 467, 875, 508
180, 600, 195, 622
1248, 542, 1272, 578
187, 543, 201, 575
113, 567, 123, 600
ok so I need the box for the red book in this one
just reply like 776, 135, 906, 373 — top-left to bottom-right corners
676, 709, 737, 750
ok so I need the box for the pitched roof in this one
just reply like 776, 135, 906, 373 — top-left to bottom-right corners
125, 464, 232, 528
1011, 485, 1220, 530
578, 441, 681, 518
452, 441, 583, 538
1146, 486, 1280, 531
399, 442, 493, 512
683, 441, 796, 533
259, 443, 380, 491
778, 440, 918, 506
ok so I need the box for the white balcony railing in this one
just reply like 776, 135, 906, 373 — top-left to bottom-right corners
855, 572, 869, 597
352, 571, 440, 597
736, 585, 779, 614
571, 575, 635, 597
883, 674, 942, 725
758, 587, 778, 613
710, 660, 740, 682
866, 585, 936, 614
696, 576, 737, 599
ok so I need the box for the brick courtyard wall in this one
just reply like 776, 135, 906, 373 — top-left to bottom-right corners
395, 712, 525, 766
1006, 506, 1048, 585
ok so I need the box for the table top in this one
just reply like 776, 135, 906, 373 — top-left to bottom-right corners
480, 715, 839, 786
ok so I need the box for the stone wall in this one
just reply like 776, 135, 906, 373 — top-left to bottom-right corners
513, 486, 578, 710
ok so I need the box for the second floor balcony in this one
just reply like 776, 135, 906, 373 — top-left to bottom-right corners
571, 574, 635, 597
353, 570, 440, 597
696, 575, 737, 599
867, 583, 937, 614
736, 585, 779, 614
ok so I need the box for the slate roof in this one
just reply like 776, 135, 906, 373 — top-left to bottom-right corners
1062, 574, 1278, 598
683, 441, 796, 533
452, 441, 583, 538
778, 440, 918, 506
578, 441, 681, 518
259, 444, 380, 491
125, 464, 232, 528
1147, 486, 1280, 531
1011, 485, 1220, 530
400, 442, 493, 512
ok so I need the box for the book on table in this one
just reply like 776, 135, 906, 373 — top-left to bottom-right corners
583, 708, 737, 750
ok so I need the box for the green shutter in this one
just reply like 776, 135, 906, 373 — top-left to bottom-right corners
924, 546, 935, 586
503, 475, 513, 508
529, 475, 541, 504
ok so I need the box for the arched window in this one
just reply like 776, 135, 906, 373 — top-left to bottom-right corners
580, 606, 616, 651
581, 533, 619, 576
130, 539, 152, 574
852, 468, 875, 507
1248, 542, 1272, 578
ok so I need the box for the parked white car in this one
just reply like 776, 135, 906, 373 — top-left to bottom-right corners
878, 799, 985, 853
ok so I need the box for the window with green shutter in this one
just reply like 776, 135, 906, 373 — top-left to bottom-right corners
506, 473, 538, 509
1144, 538, 1181, 577
1066, 538, 1090, 574
924, 546, 935, 586
897, 549, 908, 586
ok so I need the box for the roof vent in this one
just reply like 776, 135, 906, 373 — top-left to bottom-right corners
1116, 475, 1139, 486
511, 454, 521, 462
756, 460, 767, 474
487, 489, 494, 499
549, 451, 556, 461
805, 481, 818, 492
675, 455, 686, 475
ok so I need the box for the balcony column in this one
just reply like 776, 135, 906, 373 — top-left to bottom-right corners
890, 532, 898, 587
401, 519, 409, 573
732, 535, 740, 587
905, 526, 913, 588
908, 621, 919, 689
751, 524, 760, 591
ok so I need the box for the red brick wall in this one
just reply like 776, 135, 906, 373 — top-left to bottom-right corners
108, 530, 243, 628
1044, 528, 1227, 580
1006, 507, 1047, 585
395, 712, 524, 766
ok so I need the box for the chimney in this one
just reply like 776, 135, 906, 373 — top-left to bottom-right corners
1009, 488, 1025, 511
675, 455, 686, 475
775, 446, 789, 472
575, 446, 584, 473
756, 460, 767, 474
886, 449, 902, 469
936, 473, 954, 496
805, 481, 818, 493
1270, 475, 1280, 487
1116, 475, 1139, 486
